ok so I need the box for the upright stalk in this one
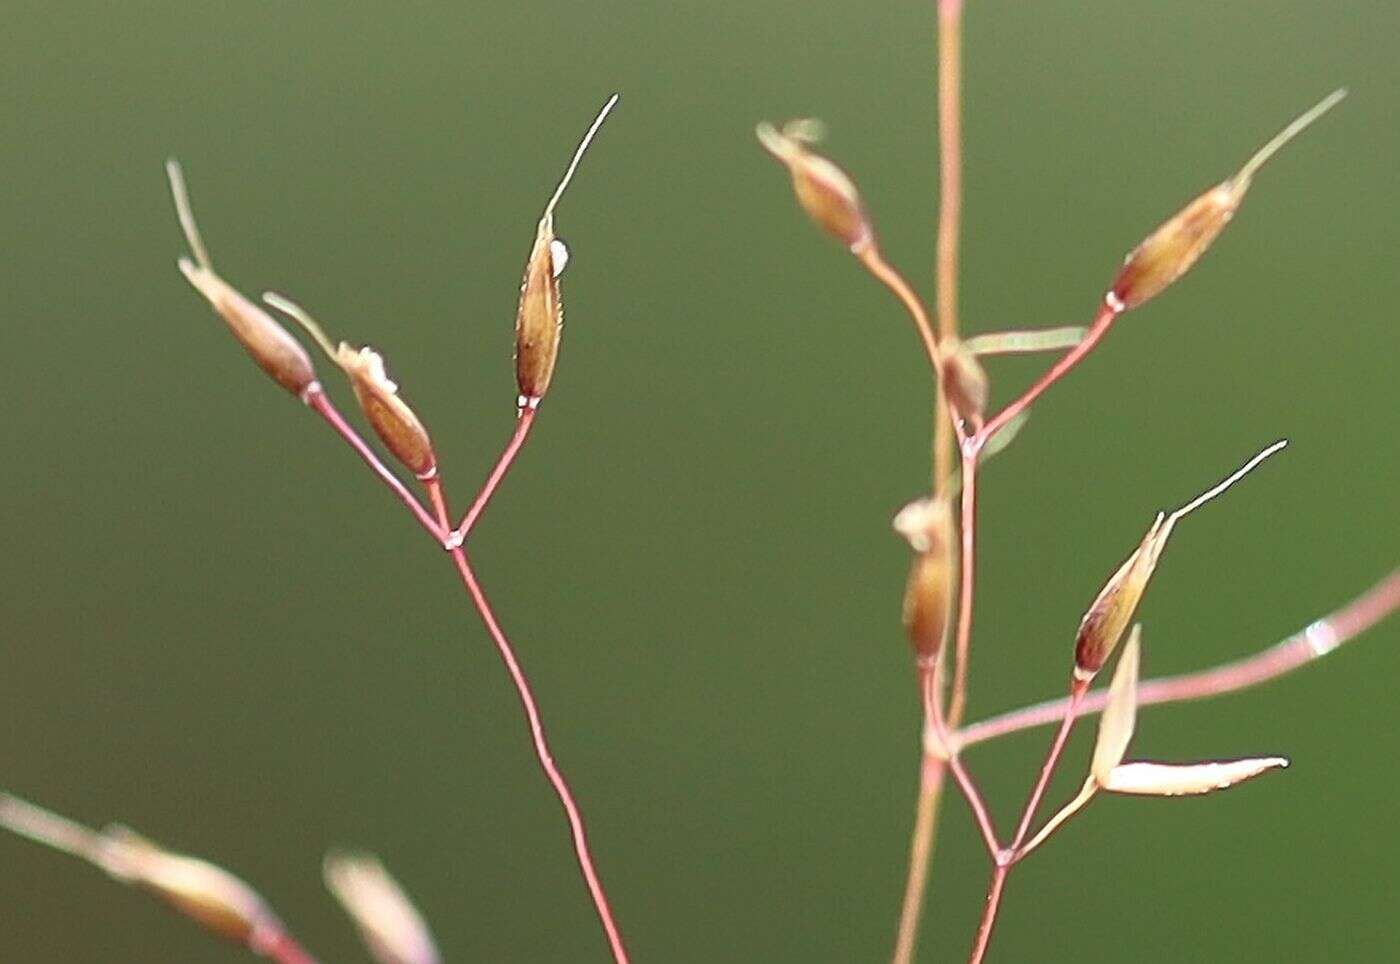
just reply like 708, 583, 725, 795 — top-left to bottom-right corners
946, 446, 979, 725
891, 3, 966, 961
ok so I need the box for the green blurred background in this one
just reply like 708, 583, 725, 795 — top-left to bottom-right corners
2, 1, 1396, 960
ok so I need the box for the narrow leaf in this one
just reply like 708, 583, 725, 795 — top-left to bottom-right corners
1090, 626, 1141, 784
1102, 757, 1288, 796
964, 326, 1087, 356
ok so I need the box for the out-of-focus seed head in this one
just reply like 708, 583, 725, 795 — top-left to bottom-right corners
756, 120, 873, 252
515, 95, 619, 409
103, 827, 283, 949
1074, 440, 1287, 680
1109, 89, 1345, 312
940, 338, 989, 424
895, 497, 956, 663
166, 161, 317, 398
325, 851, 442, 964
264, 293, 437, 479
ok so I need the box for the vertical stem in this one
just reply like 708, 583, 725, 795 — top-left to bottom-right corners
935, 0, 963, 346
891, 4, 966, 959
946, 445, 979, 726
892, 756, 946, 964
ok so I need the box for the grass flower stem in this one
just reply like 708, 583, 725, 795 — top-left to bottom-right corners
976, 300, 1120, 446
963, 683, 1089, 963
856, 246, 946, 379
892, 3, 968, 955
891, 758, 947, 964
924, 665, 1001, 858
453, 407, 537, 542
424, 479, 630, 964
294, 398, 629, 961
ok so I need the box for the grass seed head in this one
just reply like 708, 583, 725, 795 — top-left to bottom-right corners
264, 293, 438, 479
757, 120, 873, 252
1110, 90, 1345, 311
895, 497, 956, 663
515, 95, 618, 408
167, 161, 317, 398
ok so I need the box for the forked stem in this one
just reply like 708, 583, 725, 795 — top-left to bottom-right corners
304, 388, 447, 544
452, 408, 538, 542
423, 478, 630, 964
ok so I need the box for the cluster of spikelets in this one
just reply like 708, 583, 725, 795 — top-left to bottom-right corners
757, 85, 1345, 916
166, 94, 617, 491
0, 97, 622, 964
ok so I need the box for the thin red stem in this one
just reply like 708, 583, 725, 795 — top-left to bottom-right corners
946, 447, 979, 725
305, 387, 447, 544
1008, 682, 1087, 850
968, 866, 1008, 964
958, 567, 1400, 750
959, 683, 1087, 963
977, 300, 1120, 444
422, 476, 629, 961
924, 664, 1001, 859
445, 547, 630, 963
453, 408, 537, 541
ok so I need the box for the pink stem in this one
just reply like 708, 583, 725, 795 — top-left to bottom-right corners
454, 408, 537, 541
305, 387, 447, 543
924, 665, 1001, 858
446, 548, 630, 963
947, 447, 979, 725
959, 568, 1400, 750
961, 683, 1087, 963
263, 931, 319, 964
967, 866, 1008, 964
1007, 682, 1087, 851
423, 477, 628, 964
977, 300, 1121, 445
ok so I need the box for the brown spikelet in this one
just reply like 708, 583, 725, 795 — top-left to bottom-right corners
166, 161, 317, 398
264, 293, 438, 479
515, 95, 618, 408
1109, 90, 1344, 311
1073, 441, 1287, 679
